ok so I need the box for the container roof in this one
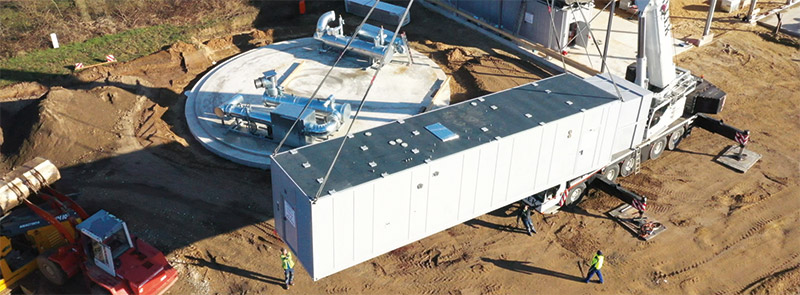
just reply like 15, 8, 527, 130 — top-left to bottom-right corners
272, 74, 619, 199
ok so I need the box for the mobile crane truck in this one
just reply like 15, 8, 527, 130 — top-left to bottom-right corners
268, 0, 756, 280
522, 0, 758, 239
0, 158, 178, 294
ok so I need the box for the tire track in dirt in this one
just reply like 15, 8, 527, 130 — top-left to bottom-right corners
740, 263, 800, 295
717, 253, 800, 295
655, 215, 780, 280
648, 188, 797, 283
356, 240, 491, 294
653, 190, 797, 284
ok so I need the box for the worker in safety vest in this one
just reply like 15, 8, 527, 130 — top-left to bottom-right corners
281, 248, 296, 289
584, 250, 605, 283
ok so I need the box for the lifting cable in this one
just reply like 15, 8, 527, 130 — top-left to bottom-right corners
569, 8, 596, 69
562, 0, 615, 49
575, 4, 624, 99
546, 0, 569, 75
549, 0, 624, 100
313, 0, 415, 202
273, 0, 383, 154
565, 1, 619, 69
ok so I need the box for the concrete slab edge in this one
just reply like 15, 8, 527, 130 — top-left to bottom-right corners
754, 0, 800, 25
184, 44, 276, 170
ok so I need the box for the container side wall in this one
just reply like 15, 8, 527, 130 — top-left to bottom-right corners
507, 128, 540, 200
597, 101, 621, 165
427, 155, 464, 234
332, 190, 355, 269
535, 123, 558, 188
271, 162, 314, 278
613, 98, 643, 151
410, 165, 431, 241
501, 0, 524, 29
373, 170, 413, 254
575, 107, 604, 173
352, 185, 374, 261
525, 1, 556, 49
550, 114, 583, 182
457, 149, 480, 220
492, 138, 514, 206
311, 194, 334, 279
474, 141, 500, 211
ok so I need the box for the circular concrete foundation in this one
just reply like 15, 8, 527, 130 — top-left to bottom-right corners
185, 37, 449, 169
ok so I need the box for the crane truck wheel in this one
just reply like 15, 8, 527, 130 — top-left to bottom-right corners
649, 137, 667, 160
566, 183, 587, 206
667, 128, 684, 150
603, 165, 620, 182
620, 157, 635, 177
36, 252, 67, 286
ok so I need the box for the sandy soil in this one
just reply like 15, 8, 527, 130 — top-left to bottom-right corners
1, 1, 799, 294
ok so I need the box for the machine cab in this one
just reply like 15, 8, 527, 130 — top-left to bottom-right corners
75, 210, 133, 277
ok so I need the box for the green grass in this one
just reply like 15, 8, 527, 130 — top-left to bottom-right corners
0, 24, 190, 87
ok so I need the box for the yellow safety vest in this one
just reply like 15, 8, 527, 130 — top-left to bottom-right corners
281, 252, 295, 269
592, 254, 604, 269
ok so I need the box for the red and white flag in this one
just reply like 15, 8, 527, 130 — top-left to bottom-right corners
75, 62, 84, 69
106, 54, 117, 63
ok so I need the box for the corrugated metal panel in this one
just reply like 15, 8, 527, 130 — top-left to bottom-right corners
575, 107, 605, 173
501, 0, 525, 30
585, 75, 654, 151
453, 0, 502, 25
440, 0, 595, 51
271, 74, 647, 280
507, 128, 540, 200
456, 148, 480, 220
409, 166, 429, 240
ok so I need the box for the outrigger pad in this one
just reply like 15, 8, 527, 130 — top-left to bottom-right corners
716, 145, 761, 173
607, 204, 667, 241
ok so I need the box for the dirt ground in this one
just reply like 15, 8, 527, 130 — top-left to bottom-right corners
1, 1, 799, 294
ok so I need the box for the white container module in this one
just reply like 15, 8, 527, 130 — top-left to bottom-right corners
720, 0, 748, 12
271, 73, 652, 280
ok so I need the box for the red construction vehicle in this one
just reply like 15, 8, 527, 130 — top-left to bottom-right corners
30, 190, 178, 295
1, 157, 178, 294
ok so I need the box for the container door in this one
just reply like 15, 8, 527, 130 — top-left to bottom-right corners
281, 189, 298, 250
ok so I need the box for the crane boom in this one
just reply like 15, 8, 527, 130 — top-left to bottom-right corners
634, 0, 677, 89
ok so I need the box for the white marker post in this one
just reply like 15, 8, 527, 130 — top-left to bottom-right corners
50, 33, 60, 49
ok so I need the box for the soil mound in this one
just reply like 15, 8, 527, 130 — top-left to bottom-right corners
0, 82, 48, 101
0, 29, 279, 172
3, 84, 147, 169
465, 55, 543, 93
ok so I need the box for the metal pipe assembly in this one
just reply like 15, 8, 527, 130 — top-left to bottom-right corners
313, 10, 408, 66
213, 71, 352, 146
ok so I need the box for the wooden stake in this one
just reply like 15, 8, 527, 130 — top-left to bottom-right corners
74, 60, 115, 72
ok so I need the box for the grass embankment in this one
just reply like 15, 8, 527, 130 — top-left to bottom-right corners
0, 24, 189, 87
